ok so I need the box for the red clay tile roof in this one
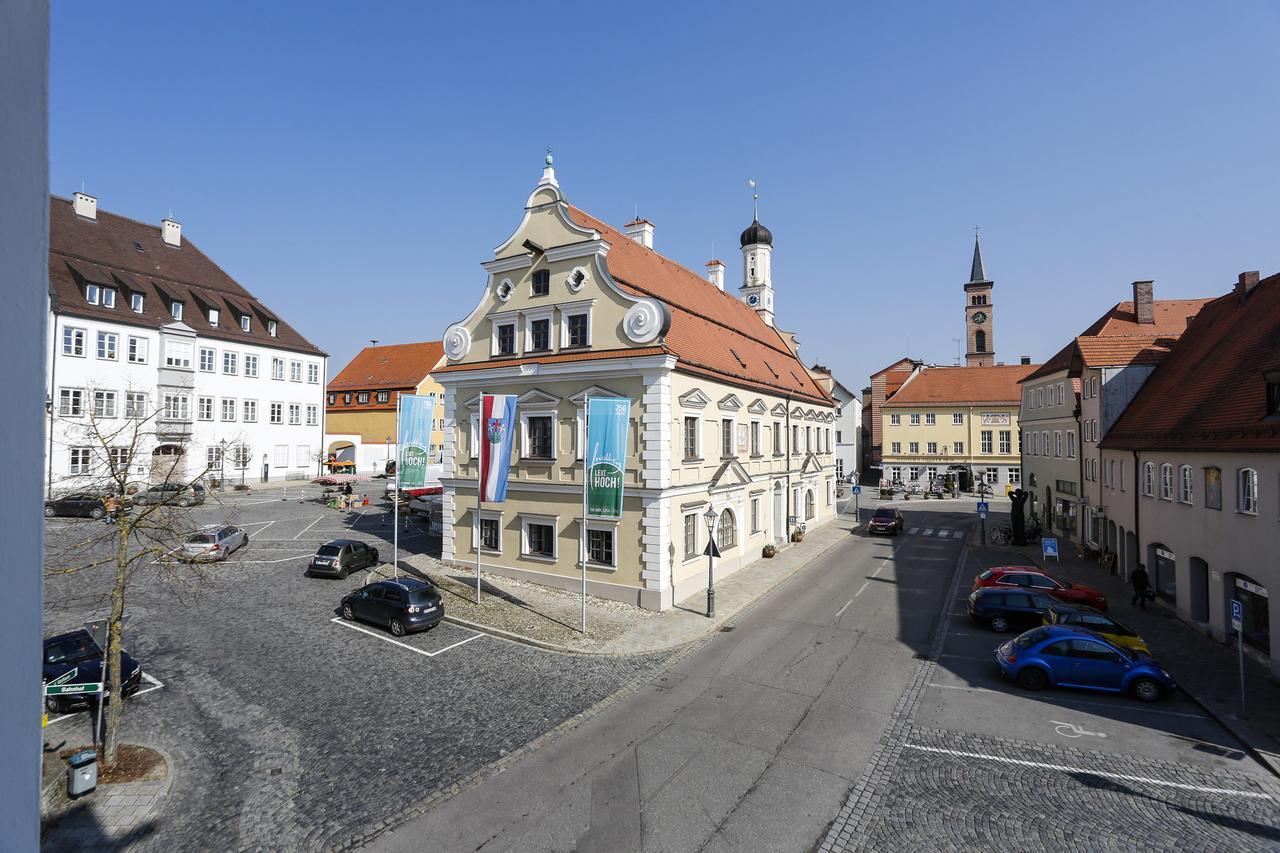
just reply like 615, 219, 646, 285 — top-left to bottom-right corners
1088, 299, 1211, 336
47, 196, 324, 356
1102, 276, 1280, 452
328, 341, 444, 391
1075, 336, 1179, 367
884, 364, 1039, 407
565, 206, 832, 406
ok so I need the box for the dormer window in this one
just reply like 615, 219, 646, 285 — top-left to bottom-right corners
101, 288, 116, 308
531, 269, 550, 296
131, 293, 144, 313
86, 284, 100, 305
240, 314, 251, 332
171, 301, 184, 321
208, 308, 220, 327
268, 320, 277, 337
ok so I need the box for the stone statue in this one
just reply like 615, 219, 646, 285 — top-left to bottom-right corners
1010, 488, 1029, 546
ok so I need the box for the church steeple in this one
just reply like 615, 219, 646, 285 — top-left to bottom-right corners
738, 180, 775, 326
963, 234, 995, 366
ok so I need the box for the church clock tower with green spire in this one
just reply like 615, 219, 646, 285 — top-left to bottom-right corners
964, 235, 995, 366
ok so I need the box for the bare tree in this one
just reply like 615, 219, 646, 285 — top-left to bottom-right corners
45, 383, 240, 767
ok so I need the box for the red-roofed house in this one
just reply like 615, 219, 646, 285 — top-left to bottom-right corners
434, 160, 837, 610
1099, 271, 1280, 672
1019, 281, 1212, 545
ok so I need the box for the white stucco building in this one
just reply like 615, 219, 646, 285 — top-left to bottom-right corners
45, 193, 326, 494
822, 372, 861, 482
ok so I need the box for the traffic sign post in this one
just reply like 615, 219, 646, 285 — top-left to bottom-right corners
851, 485, 861, 523
976, 501, 989, 544
1232, 599, 1246, 719
44, 683, 103, 697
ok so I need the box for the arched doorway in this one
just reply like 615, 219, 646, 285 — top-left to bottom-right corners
150, 444, 186, 485
1188, 557, 1210, 622
772, 482, 784, 543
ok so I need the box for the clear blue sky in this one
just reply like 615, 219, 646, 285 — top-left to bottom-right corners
50, 2, 1280, 392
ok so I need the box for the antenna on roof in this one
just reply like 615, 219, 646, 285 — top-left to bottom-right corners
748, 179, 758, 221
369, 339, 379, 347
953, 338, 962, 366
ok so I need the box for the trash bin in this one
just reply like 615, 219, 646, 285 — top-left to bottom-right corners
67, 749, 98, 798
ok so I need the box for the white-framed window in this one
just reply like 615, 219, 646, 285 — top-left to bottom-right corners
953, 412, 964, 425
131, 293, 144, 313
58, 388, 84, 417
1053, 431, 1062, 457
683, 416, 701, 461
683, 512, 699, 559
1000, 430, 1012, 455
924, 413, 936, 426
826, 480, 833, 507
221, 398, 236, 421
721, 418, 734, 458
296, 445, 310, 467
223, 351, 238, 375
244, 354, 258, 377
288, 403, 301, 425
62, 326, 86, 357
1066, 432, 1076, 458
1008, 466, 1021, 485
953, 441, 964, 454
199, 347, 216, 372
891, 442, 901, 454
85, 284, 100, 305
162, 393, 190, 421
1178, 465, 1193, 504
522, 413, 554, 459
750, 421, 761, 456
307, 363, 320, 384
92, 390, 117, 418
306, 405, 318, 426
171, 300, 184, 321
889, 413, 901, 425
1142, 462, 1154, 496
1238, 468, 1258, 515
1159, 463, 1173, 500
927, 441, 937, 454
752, 496, 763, 532
208, 308, 220, 327
289, 360, 302, 382
271, 358, 284, 380
233, 444, 252, 469
268, 320, 277, 337
586, 523, 616, 567
909, 413, 921, 425
1057, 383, 1065, 405
1119, 459, 1126, 491
68, 447, 91, 475
520, 515, 558, 560
270, 402, 283, 424
107, 447, 129, 473
197, 396, 214, 421
804, 490, 816, 520
127, 336, 148, 364
243, 400, 258, 422
563, 311, 591, 349
357, 392, 370, 404
980, 430, 993, 454
985, 468, 999, 484
716, 509, 736, 550
125, 392, 147, 419
494, 321, 517, 356
909, 441, 919, 454
1036, 388, 1044, 407
240, 314, 251, 332
96, 331, 118, 360
773, 420, 782, 455
207, 446, 223, 467
274, 444, 289, 467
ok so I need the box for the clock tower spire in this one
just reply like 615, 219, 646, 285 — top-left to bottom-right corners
739, 180, 775, 326
964, 232, 995, 367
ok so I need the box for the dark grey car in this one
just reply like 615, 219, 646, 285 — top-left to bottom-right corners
307, 539, 379, 579
135, 482, 206, 507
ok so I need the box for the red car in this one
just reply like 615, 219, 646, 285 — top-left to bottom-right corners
972, 566, 1107, 611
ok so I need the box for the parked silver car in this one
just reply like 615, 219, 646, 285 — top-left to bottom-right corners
181, 524, 248, 561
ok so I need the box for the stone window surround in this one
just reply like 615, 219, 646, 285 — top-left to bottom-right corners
519, 513, 558, 563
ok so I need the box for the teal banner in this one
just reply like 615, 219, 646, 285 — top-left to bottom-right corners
586, 397, 630, 518
397, 393, 436, 489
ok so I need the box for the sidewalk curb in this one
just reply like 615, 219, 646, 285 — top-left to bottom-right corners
439, 614, 600, 657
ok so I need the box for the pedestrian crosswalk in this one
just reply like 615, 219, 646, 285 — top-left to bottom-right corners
905, 527, 965, 538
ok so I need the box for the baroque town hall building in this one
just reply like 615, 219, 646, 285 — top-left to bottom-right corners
435, 159, 838, 610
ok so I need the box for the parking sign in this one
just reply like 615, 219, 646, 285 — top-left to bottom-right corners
1231, 599, 1243, 631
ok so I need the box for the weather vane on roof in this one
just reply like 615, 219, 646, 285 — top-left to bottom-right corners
748, 179, 758, 220
545, 147, 553, 166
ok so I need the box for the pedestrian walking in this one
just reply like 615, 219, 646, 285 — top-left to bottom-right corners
1130, 563, 1150, 609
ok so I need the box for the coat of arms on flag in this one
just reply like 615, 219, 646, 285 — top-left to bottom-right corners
479, 394, 518, 503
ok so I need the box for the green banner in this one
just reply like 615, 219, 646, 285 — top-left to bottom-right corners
586, 397, 630, 518
397, 393, 436, 489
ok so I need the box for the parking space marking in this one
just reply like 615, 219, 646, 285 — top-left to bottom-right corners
854, 580, 872, 597
902, 743, 1272, 799
293, 515, 327, 540
329, 617, 484, 658
46, 671, 166, 727
926, 682, 1207, 719
1052, 719, 1108, 739
834, 598, 854, 619
240, 552, 315, 565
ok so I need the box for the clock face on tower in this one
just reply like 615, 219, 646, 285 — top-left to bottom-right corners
972, 311, 988, 325
746, 293, 760, 307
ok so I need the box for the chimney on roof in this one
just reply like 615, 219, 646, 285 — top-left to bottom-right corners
73, 192, 97, 220
1020, 356, 1031, 365
705, 259, 725, 291
623, 218, 654, 250
1132, 280, 1155, 324
1236, 270, 1260, 302
162, 217, 182, 248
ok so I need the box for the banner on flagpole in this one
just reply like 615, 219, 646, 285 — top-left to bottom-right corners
396, 393, 436, 489
586, 397, 630, 519
480, 394, 518, 502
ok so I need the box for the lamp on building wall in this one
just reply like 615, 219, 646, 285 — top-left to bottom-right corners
703, 506, 719, 618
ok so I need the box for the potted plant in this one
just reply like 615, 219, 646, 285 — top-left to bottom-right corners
790, 529, 805, 543
762, 543, 777, 558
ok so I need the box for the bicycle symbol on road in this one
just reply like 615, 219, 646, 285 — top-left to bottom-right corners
1051, 720, 1107, 739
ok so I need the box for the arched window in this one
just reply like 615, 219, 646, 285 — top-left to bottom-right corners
716, 509, 736, 550
974, 330, 986, 353
1142, 462, 1154, 496
1238, 468, 1259, 515
1159, 463, 1173, 500
805, 489, 816, 520
1178, 465, 1193, 504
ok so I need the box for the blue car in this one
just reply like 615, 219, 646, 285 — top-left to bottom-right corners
995, 625, 1176, 703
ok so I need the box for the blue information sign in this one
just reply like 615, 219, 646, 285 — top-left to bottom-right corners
851, 485, 862, 495
975, 501, 989, 514
1042, 537, 1059, 560
1231, 599, 1243, 630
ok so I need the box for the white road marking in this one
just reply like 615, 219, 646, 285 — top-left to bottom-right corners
46, 671, 165, 727
871, 563, 887, 578
834, 598, 854, 619
926, 682, 1207, 720
854, 581, 872, 597
243, 520, 276, 536
909, 527, 920, 534
293, 515, 326, 540
903, 743, 1272, 799
1052, 719, 1108, 739
241, 552, 315, 565
329, 617, 483, 657
924, 528, 935, 536
929, 682, 999, 693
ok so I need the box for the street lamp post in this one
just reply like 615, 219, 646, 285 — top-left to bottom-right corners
703, 506, 718, 618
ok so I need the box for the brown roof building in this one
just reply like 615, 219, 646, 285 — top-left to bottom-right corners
325, 342, 447, 457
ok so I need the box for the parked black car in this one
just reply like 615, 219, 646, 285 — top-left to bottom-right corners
868, 507, 905, 535
340, 578, 443, 636
308, 539, 380, 578
44, 493, 110, 519
133, 482, 206, 507
42, 629, 143, 714
967, 587, 1059, 633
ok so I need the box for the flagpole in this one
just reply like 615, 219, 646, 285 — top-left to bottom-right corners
581, 396, 589, 634
476, 393, 484, 605
392, 394, 401, 579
